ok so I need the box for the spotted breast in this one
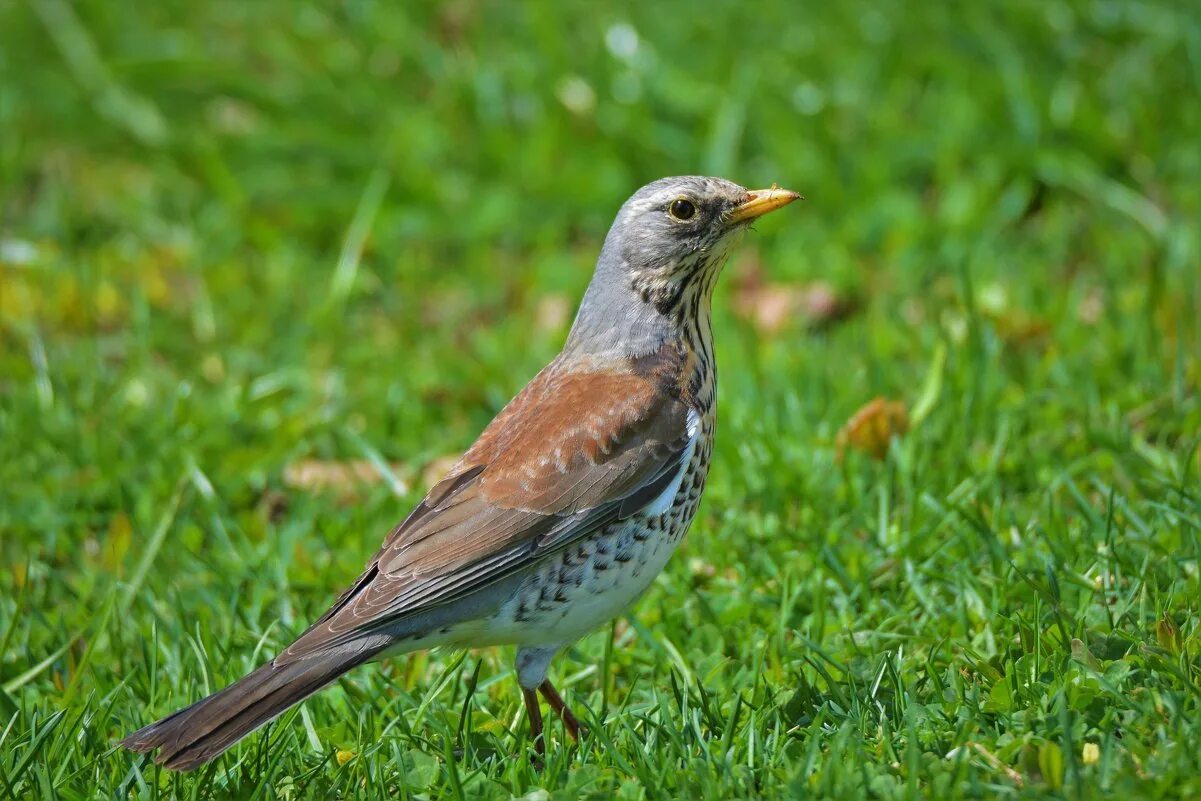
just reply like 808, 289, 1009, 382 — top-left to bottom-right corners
479, 405, 712, 647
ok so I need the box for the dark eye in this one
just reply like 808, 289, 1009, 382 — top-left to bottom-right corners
668, 198, 696, 221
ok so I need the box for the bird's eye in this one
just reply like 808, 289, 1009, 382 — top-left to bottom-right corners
668, 198, 696, 221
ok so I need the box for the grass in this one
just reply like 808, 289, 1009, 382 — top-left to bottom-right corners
2, 1, 1199, 798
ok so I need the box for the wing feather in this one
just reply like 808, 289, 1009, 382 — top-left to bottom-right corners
278, 347, 691, 663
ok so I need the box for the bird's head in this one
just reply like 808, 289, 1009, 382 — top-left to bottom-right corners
612, 177, 800, 295
567, 176, 800, 356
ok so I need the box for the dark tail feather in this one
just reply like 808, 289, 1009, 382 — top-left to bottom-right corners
121, 646, 380, 772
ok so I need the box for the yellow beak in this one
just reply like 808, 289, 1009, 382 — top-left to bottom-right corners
726, 186, 803, 224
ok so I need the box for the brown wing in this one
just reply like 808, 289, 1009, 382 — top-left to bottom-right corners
278, 348, 690, 663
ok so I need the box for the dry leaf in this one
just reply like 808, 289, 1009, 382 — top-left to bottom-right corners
258, 488, 290, 523
283, 459, 408, 500
734, 283, 797, 333
421, 453, 462, 492
688, 557, 717, 584
731, 256, 856, 333
989, 310, 1051, 348
836, 397, 909, 460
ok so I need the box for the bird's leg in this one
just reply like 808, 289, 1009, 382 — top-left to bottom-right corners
522, 687, 545, 763
538, 680, 586, 740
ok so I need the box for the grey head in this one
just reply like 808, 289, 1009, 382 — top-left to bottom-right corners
564, 176, 800, 359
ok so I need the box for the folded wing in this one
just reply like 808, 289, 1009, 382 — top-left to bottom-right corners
278, 348, 690, 663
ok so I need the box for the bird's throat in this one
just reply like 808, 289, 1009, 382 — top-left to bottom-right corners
676, 283, 718, 413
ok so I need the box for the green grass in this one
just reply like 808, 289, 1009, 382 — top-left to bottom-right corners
2, 1, 1200, 798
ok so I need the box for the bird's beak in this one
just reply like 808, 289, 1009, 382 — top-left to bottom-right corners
726, 186, 803, 224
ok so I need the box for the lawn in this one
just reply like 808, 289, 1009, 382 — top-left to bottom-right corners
2, 1, 1199, 798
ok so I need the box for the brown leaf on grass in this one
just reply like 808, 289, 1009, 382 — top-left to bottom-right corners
836, 397, 909, 460
730, 256, 856, 333
258, 488, 290, 523
796, 281, 856, 328
733, 283, 796, 333
283, 459, 409, 500
421, 453, 462, 492
989, 310, 1051, 348
976, 282, 1052, 348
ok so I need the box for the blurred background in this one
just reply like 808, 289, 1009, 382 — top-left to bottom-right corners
3, 0, 1196, 506
1, 1, 1199, 797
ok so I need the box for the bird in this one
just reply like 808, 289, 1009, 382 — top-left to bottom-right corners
121, 176, 800, 771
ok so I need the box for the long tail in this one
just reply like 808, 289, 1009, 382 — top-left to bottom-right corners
121, 645, 383, 772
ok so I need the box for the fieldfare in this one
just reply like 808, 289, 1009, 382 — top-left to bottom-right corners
122, 176, 800, 771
